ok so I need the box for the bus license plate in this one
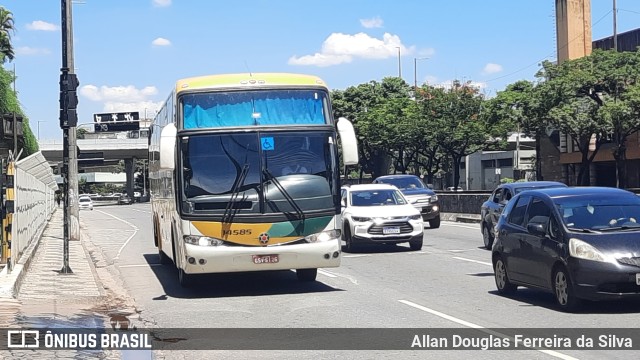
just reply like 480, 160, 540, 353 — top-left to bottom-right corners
383, 227, 401, 234
252, 254, 279, 264
636, 273, 640, 286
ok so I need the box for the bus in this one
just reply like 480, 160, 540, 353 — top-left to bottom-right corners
149, 73, 358, 287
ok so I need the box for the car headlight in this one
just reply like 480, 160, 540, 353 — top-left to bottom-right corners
408, 214, 422, 220
569, 238, 606, 262
430, 195, 438, 203
415, 197, 431, 203
305, 229, 341, 243
184, 235, 224, 246
351, 216, 372, 222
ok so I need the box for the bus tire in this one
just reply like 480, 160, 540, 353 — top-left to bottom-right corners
296, 268, 317, 282
179, 268, 194, 288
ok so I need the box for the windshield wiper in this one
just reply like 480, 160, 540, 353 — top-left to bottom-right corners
597, 225, 640, 232
567, 227, 596, 233
222, 163, 250, 224
263, 169, 305, 222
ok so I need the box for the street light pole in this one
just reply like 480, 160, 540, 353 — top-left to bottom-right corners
37, 121, 45, 140
396, 47, 402, 78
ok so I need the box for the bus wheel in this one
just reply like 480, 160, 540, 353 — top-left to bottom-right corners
296, 268, 317, 282
178, 268, 194, 288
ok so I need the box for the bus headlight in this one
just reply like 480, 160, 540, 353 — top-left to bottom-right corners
305, 229, 341, 243
184, 235, 224, 246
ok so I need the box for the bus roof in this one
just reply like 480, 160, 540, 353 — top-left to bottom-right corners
175, 73, 328, 93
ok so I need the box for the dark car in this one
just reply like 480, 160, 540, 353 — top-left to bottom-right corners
118, 194, 133, 205
492, 187, 640, 311
480, 181, 567, 249
373, 175, 440, 228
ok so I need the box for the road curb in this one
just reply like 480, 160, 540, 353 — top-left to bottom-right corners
441, 212, 481, 224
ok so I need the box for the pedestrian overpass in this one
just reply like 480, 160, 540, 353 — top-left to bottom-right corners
38, 138, 149, 196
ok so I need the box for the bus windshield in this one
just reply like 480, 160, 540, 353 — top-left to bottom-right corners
182, 89, 330, 129
181, 131, 337, 217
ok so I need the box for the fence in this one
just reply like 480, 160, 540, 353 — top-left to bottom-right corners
1, 151, 57, 270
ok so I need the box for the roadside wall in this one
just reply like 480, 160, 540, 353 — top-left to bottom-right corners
6, 152, 57, 268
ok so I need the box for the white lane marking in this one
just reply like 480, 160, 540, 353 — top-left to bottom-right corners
398, 300, 578, 360
317, 269, 338, 278
96, 210, 139, 262
119, 264, 162, 268
441, 222, 480, 230
448, 249, 482, 253
342, 254, 371, 258
131, 209, 152, 214
452, 256, 492, 267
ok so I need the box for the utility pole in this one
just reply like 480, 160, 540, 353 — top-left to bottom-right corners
59, 0, 80, 274
613, 0, 618, 51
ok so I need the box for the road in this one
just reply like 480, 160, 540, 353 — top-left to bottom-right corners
80, 203, 640, 359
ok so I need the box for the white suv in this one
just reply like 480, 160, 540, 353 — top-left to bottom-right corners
340, 184, 424, 252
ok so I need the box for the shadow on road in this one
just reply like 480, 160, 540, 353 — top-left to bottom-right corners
488, 288, 640, 314
341, 243, 415, 254
142, 254, 344, 300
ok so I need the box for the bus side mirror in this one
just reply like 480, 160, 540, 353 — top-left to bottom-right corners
337, 117, 359, 166
159, 123, 177, 171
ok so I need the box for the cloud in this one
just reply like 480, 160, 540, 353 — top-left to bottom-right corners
103, 101, 163, 116
26, 20, 59, 31
80, 85, 161, 116
289, 32, 414, 67
360, 16, 383, 28
152, 0, 171, 7
80, 84, 158, 102
15, 46, 51, 56
482, 63, 503, 75
152, 37, 171, 46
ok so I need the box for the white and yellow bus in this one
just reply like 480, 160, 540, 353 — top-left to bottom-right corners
149, 73, 358, 287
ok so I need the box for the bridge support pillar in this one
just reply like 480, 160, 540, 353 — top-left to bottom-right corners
125, 158, 135, 198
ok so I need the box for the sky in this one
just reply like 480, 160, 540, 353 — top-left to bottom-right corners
2, 0, 640, 141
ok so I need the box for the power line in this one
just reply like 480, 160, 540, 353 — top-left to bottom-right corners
485, 9, 613, 84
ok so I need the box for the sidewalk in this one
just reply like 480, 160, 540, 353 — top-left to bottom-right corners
0, 208, 103, 303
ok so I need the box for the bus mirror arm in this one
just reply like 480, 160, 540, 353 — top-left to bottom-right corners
337, 117, 359, 166
159, 123, 177, 171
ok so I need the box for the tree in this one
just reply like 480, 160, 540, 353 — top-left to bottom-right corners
331, 77, 413, 179
420, 81, 492, 189
535, 50, 640, 187
0, 7, 15, 63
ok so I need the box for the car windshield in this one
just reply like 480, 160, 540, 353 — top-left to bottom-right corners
79, 198, 90, 203
350, 190, 407, 206
558, 198, 640, 231
378, 177, 425, 190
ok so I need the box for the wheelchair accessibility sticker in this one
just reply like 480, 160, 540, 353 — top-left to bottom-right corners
261, 137, 274, 151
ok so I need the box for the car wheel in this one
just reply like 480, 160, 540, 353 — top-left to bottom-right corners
409, 237, 423, 251
343, 223, 356, 253
296, 268, 317, 282
483, 224, 494, 250
494, 256, 517, 294
178, 268, 194, 288
553, 266, 581, 312
429, 217, 441, 229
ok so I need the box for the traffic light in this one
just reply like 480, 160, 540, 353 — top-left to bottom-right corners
59, 72, 79, 129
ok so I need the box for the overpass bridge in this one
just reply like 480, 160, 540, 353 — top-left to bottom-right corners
39, 138, 149, 196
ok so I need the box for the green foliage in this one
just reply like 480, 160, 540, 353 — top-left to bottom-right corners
0, 66, 38, 156
0, 7, 15, 63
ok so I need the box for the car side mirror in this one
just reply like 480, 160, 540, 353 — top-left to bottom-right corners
527, 222, 546, 237
340, 199, 346, 207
